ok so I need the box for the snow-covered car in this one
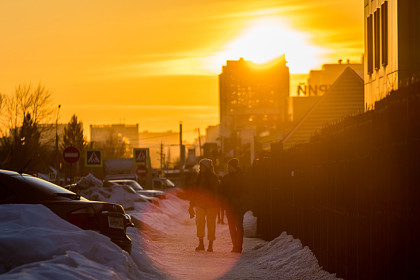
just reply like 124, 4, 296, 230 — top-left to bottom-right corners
105, 179, 166, 199
0, 169, 133, 254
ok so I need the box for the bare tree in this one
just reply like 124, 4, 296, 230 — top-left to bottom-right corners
0, 84, 54, 173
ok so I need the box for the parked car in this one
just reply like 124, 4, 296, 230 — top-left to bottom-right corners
151, 177, 175, 190
105, 179, 166, 199
0, 169, 133, 254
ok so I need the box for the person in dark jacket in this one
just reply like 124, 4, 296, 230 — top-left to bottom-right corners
220, 158, 247, 253
189, 158, 220, 252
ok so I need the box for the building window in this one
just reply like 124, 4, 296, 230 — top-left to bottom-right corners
381, 1, 388, 66
367, 15, 373, 74
374, 9, 381, 70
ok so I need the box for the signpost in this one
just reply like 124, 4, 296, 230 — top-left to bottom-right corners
85, 149, 103, 167
136, 165, 148, 178
63, 147, 80, 184
133, 148, 149, 165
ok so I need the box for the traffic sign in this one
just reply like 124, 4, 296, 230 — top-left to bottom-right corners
63, 147, 80, 163
133, 148, 149, 165
136, 165, 148, 178
49, 172, 56, 181
85, 149, 103, 167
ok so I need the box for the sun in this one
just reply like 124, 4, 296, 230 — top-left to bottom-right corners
211, 17, 326, 74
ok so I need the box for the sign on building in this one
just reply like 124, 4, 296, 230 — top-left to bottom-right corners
85, 149, 103, 167
133, 148, 149, 165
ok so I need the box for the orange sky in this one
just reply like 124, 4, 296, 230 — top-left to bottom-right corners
0, 0, 363, 142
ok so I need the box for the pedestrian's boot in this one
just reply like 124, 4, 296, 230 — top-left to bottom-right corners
207, 240, 213, 252
231, 246, 242, 253
195, 238, 205, 251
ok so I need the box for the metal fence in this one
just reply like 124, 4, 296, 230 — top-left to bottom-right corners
250, 82, 420, 279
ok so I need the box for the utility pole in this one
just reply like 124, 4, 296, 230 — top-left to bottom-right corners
160, 142, 164, 177
55, 104, 61, 182
197, 128, 202, 157
179, 122, 184, 171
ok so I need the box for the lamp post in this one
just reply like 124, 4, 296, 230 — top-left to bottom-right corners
55, 105, 61, 180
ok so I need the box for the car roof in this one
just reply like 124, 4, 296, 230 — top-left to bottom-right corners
108, 179, 136, 183
0, 169, 29, 176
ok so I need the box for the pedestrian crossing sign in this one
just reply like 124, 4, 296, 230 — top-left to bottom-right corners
85, 149, 103, 167
133, 148, 149, 165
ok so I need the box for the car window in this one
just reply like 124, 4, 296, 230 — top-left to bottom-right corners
18, 176, 75, 195
110, 180, 143, 191
0, 174, 79, 202
127, 181, 143, 191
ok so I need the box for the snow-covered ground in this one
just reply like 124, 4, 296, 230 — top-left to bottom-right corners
0, 174, 340, 280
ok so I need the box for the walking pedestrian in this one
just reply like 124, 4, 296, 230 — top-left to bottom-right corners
188, 158, 220, 252
220, 158, 247, 253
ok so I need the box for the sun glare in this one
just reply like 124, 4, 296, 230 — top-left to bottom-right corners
210, 18, 326, 74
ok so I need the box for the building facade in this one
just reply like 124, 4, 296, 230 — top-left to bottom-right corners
298, 60, 364, 97
364, 0, 420, 109
90, 124, 139, 155
219, 56, 290, 141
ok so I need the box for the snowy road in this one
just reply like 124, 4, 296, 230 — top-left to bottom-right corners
142, 212, 262, 280
133, 190, 340, 280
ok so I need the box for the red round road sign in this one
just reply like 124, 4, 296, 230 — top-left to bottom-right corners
136, 165, 148, 178
63, 147, 80, 163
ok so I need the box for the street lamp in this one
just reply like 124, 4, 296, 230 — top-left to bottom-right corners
55, 105, 61, 178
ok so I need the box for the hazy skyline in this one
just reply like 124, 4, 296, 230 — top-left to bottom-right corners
0, 0, 363, 141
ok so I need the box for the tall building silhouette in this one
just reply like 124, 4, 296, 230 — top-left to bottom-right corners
219, 56, 289, 153
364, 0, 420, 109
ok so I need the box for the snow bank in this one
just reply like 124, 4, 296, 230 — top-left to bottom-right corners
71, 173, 149, 211
0, 204, 162, 280
130, 190, 188, 236
249, 232, 338, 279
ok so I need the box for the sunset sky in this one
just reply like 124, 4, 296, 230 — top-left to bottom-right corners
0, 0, 363, 142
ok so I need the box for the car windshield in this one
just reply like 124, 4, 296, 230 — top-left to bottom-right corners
165, 179, 175, 188
111, 180, 143, 191
17, 175, 78, 196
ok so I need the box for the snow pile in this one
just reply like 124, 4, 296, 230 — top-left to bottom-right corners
131, 190, 188, 236
71, 173, 149, 211
0, 204, 162, 280
247, 232, 337, 279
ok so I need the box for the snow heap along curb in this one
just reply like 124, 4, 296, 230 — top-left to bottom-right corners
0, 204, 163, 280
69, 173, 150, 211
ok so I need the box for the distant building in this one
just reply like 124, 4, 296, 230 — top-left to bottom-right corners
364, 0, 420, 109
90, 124, 139, 154
282, 68, 364, 150
204, 124, 219, 143
297, 60, 363, 97
219, 56, 289, 157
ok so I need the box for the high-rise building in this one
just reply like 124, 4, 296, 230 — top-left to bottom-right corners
219, 56, 290, 141
364, 0, 420, 109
